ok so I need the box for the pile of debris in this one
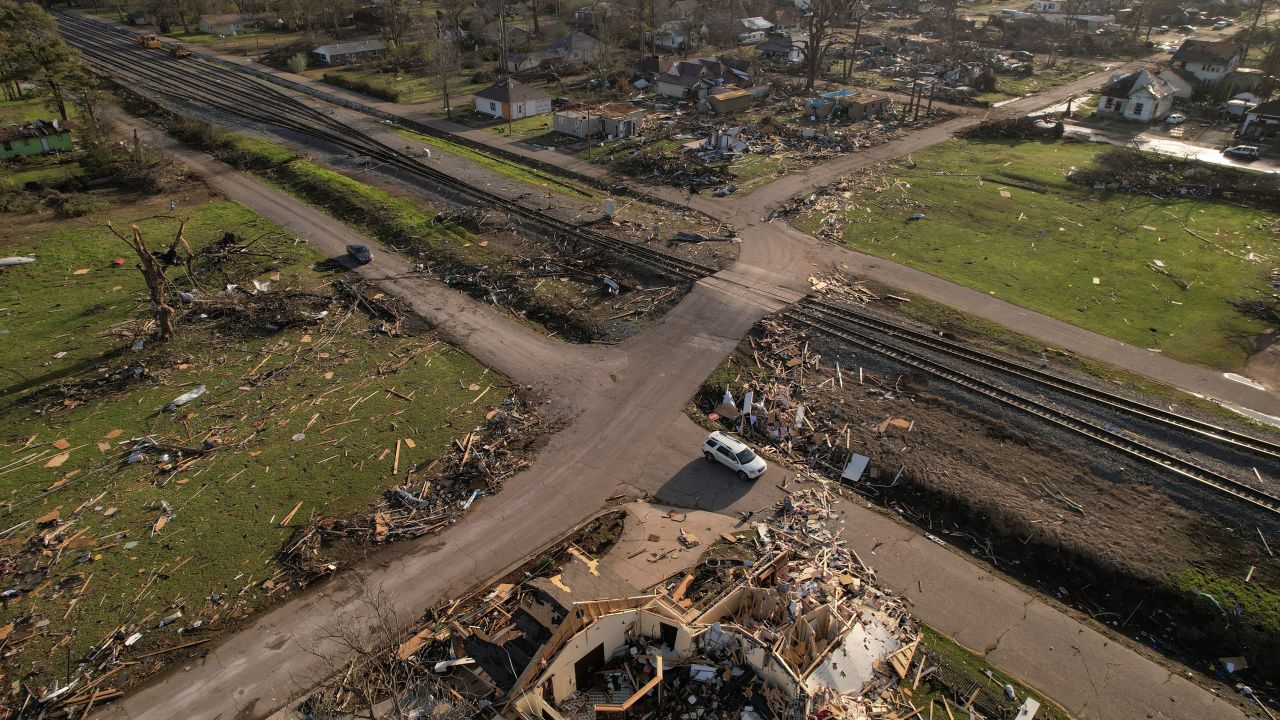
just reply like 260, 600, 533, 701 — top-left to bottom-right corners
278, 391, 544, 581
772, 169, 917, 239
959, 115, 1064, 140
1067, 147, 1280, 211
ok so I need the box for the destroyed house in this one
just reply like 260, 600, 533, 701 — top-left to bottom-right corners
553, 103, 645, 139
0, 120, 72, 159
505, 550, 917, 719
807, 90, 891, 121
1241, 98, 1280, 139
707, 88, 755, 113
1172, 39, 1244, 84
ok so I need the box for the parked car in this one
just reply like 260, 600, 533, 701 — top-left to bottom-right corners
1177, 24, 1196, 33
1223, 145, 1260, 159
702, 431, 767, 480
1010, 50, 1034, 61
1158, 25, 1170, 32
1165, 113, 1187, 124
1212, 21, 1227, 29
345, 243, 373, 264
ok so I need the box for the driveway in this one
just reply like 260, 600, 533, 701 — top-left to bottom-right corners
1066, 122, 1280, 174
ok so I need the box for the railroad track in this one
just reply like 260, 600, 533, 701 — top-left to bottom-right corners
800, 297, 1280, 463
786, 303, 1280, 517
55, 12, 715, 283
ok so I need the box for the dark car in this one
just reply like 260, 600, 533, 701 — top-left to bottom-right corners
345, 243, 373, 264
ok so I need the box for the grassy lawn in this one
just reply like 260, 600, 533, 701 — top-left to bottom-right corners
793, 138, 1279, 369
323, 67, 487, 105
0, 96, 66, 126
918, 625, 1071, 720
485, 112, 555, 140
394, 127, 599, 200
976, 62, 1096, 104
0, 194, 490, 684
0, 155, 82, 188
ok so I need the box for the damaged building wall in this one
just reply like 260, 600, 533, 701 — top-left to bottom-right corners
545, 611, 635, 702
537, 607, 697, 703
804, 612, 902, 695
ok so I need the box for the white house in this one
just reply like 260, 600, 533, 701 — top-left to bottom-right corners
473, 80, 552, 120
1032, 0, 1065, 12
1240, 98, 1280, 139
1097, 69, 1175, 122
655, 20, 693, 51
1171, 40, 1244, 84
197, 13, 245, 35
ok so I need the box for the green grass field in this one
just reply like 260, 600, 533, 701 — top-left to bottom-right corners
324, 67, 487, 105
394, 127, 600, 200
793, 139, 1279, 369
0, 96, 67, 125
975, 62, 1095, 104
0, 195, 490, 683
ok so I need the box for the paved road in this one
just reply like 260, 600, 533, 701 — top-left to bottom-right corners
93, 114, 1252, 720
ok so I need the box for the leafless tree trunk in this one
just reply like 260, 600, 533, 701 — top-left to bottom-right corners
108, 222, 185, 341
800, 0, 846, 91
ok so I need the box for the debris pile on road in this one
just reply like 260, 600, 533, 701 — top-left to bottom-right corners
278, 390, 545, 580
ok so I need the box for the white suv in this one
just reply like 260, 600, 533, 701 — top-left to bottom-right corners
703, 431, 768, 480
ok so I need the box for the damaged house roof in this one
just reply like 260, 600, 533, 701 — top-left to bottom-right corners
1099, 68, 1175, 100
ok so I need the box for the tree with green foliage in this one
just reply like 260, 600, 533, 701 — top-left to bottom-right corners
287, 51, 309, 74
0, 1, 90, 121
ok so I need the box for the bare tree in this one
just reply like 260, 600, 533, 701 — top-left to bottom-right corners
107, 221, 189, 342
303, 580, 477, 720
423, 20, 462, 119
1242, 0, 1271, 57
798, 0, 847, 90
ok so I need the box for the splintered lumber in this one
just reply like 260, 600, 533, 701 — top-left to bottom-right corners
130, 636, 213, 660
278, 501, 303, 527
397, 626, 437, 660
889, 635, 921, 678
671, 574, 695, 602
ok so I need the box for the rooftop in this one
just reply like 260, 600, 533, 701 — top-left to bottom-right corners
474, 79, 551, 103
1173, 39, 1243, 63
313, 39, 388, 55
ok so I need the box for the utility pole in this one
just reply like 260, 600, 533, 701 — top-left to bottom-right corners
499, 0, 509, 78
